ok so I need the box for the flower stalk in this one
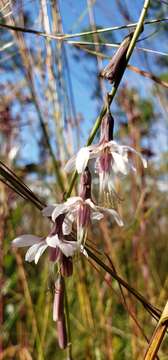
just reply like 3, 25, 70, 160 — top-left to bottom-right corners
65, 0, 151, 200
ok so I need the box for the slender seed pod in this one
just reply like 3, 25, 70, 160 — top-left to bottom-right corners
100, 32, 134, 85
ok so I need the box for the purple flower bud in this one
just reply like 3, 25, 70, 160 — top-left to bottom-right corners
49, 214, 65, 238
99, 150, 112, 173
78, 202, 91, 229
100, 112, 114, 143
53, 276, 65, 321
49, 247, 60, 262
60, 255, 73, 277
57, 315, 68, 349
79, 167, 92, 200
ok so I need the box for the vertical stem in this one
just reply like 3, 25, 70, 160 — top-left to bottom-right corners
144, 301, 168, 360
87, 0, 105, 99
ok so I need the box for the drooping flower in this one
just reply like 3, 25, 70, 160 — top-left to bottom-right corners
43, 168, 123, 246
12, 214, 80, 276
65, 111, 147, 205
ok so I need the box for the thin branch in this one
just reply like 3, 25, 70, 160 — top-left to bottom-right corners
0, 17, 168, 41
85, 246, 161, 320
66, 40, 168, 57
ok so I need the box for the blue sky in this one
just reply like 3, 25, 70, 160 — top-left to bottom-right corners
1, 0, 168, 164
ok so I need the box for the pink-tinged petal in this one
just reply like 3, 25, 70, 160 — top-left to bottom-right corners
12, 235, 42, 248
58, 240, 78, 258
65, 196, 82, 207
122, 146, 147, 168
108, 140, 120, 151
85, 198, 97, 211
51, 198, 81, 222
42, 205, 58, 217
88, 144, 104, 157
91, 212, 104, 221
35, 244, 48, 264
64, 155, 76, 173
62, 213, 75, 235
75, 147, 90, 173
112, 152, 128, 175
51, 204, 67, 222
97, 206, 124, 227
46, 234, 60, 248
25, 242, 46, 262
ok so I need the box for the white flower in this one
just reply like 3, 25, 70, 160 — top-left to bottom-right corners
12, 233, 79, 264
65, 141, 147, 175
43, 196, 123, 244
65, 141, 147, 203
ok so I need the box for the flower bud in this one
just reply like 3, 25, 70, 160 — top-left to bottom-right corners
60, 255, 73, 277
79, 167, 92, 200
53, 276, 65, 321
100, 111, 114, 143
57, 315, 68, 349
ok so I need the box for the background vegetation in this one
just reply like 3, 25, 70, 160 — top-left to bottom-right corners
0, 1, 168, 359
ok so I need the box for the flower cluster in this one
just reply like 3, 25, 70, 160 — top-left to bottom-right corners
12, 106, 147, 270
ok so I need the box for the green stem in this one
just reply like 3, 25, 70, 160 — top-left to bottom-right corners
65, 0, 151, 199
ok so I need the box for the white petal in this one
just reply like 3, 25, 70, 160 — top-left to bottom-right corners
122, 145, 147, 168
46, 234, 60, 248
96, 206, 124, 227
51, 204, 67, 222
64, 155, 76, 173
91, 212, 104, 221
42, 205, 58, 217
25, 242, 46, 262
51, 198, 81, 222
12, 235, 42, 247
85, 198, 97, 210
112, 152, 128, 175
142, 158, 147, 168
62, 213, 75, 235
58, 240, 78, 257
65, 196, 82, 207
80, 245, 88, 257
75, 147, 90, 173
35, 244, 48, 264
107, 140, 120, 151
9, 146, 19, 161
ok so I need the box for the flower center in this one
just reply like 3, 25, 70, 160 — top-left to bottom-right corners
99, 147, 112, 173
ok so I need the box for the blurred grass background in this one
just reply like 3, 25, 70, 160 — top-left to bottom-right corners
0, 0, 168, 359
